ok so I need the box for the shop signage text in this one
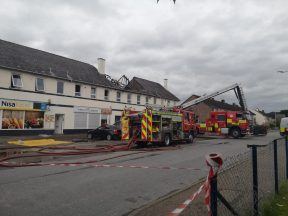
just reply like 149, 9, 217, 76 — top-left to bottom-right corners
0, 99, 33, 109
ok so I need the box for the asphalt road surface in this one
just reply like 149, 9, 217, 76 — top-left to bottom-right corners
0, 132, 281, 216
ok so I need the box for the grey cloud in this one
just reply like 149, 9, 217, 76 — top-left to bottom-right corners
0, 0, 288, 112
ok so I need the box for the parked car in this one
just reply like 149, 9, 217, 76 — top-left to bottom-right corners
87, 123, 121, 140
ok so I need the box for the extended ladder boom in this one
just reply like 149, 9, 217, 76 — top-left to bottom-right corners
182, 83, 248, 111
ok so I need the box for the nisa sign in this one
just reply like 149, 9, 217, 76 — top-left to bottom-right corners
1, 100, 16, 107
0, 99, 33, 109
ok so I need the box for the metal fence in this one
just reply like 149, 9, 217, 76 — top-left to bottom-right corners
182, 136, 288, 216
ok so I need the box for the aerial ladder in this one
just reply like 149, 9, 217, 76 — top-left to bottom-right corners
181, 83, 248, 112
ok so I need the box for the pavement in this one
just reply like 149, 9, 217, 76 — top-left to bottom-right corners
0, 131, 281, 216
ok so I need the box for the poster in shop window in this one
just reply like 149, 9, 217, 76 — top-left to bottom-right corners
2, 110, 24, 129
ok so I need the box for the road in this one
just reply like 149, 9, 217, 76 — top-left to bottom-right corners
0, 132, 280, 216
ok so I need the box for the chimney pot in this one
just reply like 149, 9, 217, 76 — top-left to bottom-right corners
97, 58, 106, 74
164, 79, 168, 89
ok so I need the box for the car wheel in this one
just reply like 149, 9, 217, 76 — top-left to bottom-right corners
164, 134, 171, 146
106, 134, 112, 141
87, 133, 93, 139
231, 128, 241, 139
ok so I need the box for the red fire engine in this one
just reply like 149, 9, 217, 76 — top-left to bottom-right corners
121, 107, 197, 146
182, 83, 266, 138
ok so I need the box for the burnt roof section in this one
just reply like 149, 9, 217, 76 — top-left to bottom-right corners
0, 39, 116, 88
125, 77, 180, 101
184, 94, 242, 111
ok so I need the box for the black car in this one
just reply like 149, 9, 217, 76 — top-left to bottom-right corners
87, 123, 121, 140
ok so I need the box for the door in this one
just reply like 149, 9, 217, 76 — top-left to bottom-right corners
55, 114, 64, 134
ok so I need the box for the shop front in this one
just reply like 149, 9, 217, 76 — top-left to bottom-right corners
0, 99, 48, 134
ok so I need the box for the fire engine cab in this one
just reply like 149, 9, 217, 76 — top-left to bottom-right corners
121, 107, 196, 146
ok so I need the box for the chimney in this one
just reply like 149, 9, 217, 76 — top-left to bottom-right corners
164, 78, 168, 89
97, 58, 106, 74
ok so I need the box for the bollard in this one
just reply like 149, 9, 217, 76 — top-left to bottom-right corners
273, 140, 279, 194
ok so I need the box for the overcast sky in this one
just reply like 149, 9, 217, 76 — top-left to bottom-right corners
0, 0, 287, 112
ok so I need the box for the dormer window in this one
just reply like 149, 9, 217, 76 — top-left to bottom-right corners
35, 78, 45, 91
11, 74, 23, 88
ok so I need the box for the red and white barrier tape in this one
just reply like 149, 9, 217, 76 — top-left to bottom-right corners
1, 161, 202, 171
168, 153, 223, 216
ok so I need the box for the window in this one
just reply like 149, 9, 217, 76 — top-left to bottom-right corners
57, 81, 64, 94
116, 91, 121, 102
127, 93, 132, 104
154, 97, 157, 104
75, 85, 81, 97
167, 100, 170, 106
145, 96, 149, 105
137, 95, 141, 105
35, 78, 45, 91
217, 115, 226, 121
104, 89, 109, 100
11, 74, 23, 88
91, 87, 96, 99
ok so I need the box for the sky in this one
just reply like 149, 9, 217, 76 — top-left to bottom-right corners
0, 0, 287, 112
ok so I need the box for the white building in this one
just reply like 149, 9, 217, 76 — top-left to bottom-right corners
0, 39, 179, 135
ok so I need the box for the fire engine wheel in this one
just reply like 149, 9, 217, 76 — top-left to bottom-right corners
187, 134, 194, 144
87, 134, 93, 139
164, 134, 171, 146
106, 134, 112, 141
231, 128, 241, 139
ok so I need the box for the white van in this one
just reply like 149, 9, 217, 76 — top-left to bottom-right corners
280, 117, 288, 136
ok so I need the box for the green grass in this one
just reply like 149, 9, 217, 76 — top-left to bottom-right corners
262, 181, 288, 216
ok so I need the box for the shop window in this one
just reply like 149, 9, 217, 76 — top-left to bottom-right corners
116, 91, 121, 102
104, 90, 109, 100
91, 87, 96, 99
2, 110, 24, 129
75, 85, 81, 97
11, 74, 23, 88
137, 95, 141, 105
35, 78, 45, 91
24, 111, 44, 128
127, 93, 132, 104
57, 81, 64, 94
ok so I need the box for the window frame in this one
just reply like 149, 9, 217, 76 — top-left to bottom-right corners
137, 95, 141, 105
57, 81, 64, 95
75, 84, 81, 97
127, 93, 132, 104
145, 96, 149, 105
35, 77, 45, 92
91, 87, 96, 99
116, 91, 121, 102
104, 89, 109, 100
11, 74, 23, 88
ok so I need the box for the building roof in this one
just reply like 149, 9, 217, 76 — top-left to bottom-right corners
0, 39, 179, 100
184, 94, 242, 111
125, 77, 180, 101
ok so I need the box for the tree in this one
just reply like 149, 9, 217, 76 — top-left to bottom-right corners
157, 0, 176, 4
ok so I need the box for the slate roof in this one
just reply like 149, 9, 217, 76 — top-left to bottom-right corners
184, 94, 242, 111
125, 77, 180, 101
0, 39, 180, 100
0, 39, 116, 88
